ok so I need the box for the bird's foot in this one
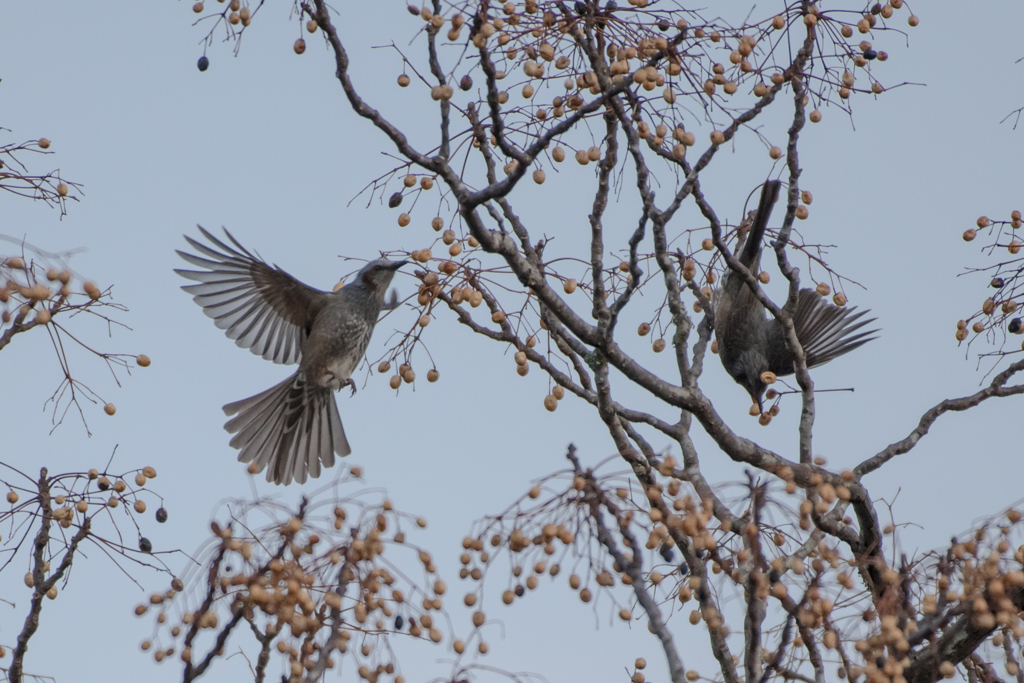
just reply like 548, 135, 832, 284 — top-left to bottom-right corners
339, 378, 357, 397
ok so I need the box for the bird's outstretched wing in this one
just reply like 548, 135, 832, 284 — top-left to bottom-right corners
175, 226, 331, 365
788, 289, 878, 369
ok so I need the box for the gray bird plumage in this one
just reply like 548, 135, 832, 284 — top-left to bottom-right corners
175, 227, 407, 485
714, 181, 878, 412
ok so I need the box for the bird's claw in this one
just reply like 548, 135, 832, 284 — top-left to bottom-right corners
340, 378, 357, 397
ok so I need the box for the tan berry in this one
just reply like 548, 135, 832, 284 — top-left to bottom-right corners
563, 279, 577, 294
769, 146, 783, 160
136, 354, 151, 367
104, 403, 116, 416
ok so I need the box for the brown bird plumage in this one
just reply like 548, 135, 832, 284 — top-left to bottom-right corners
714, 181, 878, 411
176, 227, 406, 485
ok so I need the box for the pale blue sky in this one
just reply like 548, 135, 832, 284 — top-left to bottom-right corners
1, 2, 1023, 682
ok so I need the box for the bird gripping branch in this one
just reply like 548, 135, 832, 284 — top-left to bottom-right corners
714, 181, 878, 414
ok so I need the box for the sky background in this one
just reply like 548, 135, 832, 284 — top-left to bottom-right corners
1, 1, 1023, 682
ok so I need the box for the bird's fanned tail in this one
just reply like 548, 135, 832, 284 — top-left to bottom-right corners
223, 372, 350, 485
790, 289, 878, 369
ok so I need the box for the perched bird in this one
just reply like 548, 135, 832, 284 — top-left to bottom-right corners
714, 181, 877, 413
175, 227, 407, 485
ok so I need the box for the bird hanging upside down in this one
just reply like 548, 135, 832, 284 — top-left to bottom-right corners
713, 181, 878, 414
176, 227, 407, 485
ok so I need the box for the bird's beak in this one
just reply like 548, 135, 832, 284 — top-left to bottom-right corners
387, 260, 411, 270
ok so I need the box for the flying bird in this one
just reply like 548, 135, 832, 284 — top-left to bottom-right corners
176, 227, 407, 485
714, 181, 877, 413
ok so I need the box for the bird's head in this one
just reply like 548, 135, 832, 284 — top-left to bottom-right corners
739, 367, 766, 415
355, 259, 409, 298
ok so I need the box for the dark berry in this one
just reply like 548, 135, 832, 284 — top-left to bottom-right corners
139, 537, 153, 553
459, 75, 473, 91
768, 569, 781, 584
156, 507, 168, 523
197, 56, 209, 72
1009, 318, 1022, 334
657, 19, 670, 31
514, 585, 525, 597
991, 277, 1005, 289
394, 615, 404, 630
659, 545, 675, 562
388, 192, 403, 209
98, 479, 109, 491
863, 49, 877, 60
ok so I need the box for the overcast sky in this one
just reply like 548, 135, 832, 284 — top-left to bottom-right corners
1, 2, 1023, 682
